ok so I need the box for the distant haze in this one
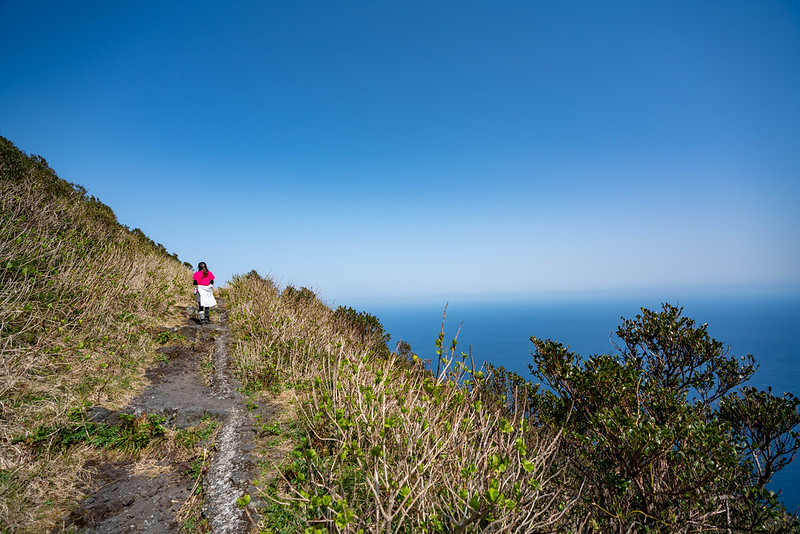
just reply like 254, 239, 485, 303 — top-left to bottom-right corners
2, 1, 798, 303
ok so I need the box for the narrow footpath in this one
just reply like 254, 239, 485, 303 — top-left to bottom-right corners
53, 303, 265, 533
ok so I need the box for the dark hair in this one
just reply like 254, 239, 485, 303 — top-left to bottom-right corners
198, 262, 209, 279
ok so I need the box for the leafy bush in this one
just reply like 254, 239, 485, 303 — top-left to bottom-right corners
530, 303, 800, 532
333, 305, 391, 349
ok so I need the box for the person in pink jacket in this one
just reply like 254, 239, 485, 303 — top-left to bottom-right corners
193, 261, 216, 323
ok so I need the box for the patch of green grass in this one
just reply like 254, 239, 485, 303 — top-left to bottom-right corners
187, 458, 206, 481
15, 411, 167, 454
181, 514, 208, 533
259, 421, 283, 436
0, 468, 14, 486
257, 484, 307, 534
175, 419, 219, 449
156, 330, 186, 344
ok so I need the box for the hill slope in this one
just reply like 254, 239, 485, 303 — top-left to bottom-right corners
0, 136, 191, 530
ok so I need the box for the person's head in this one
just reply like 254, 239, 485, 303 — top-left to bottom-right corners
198, 262, 209, 277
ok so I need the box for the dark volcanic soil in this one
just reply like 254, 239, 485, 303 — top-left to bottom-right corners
53, 459, 194, 533
52, 304, 267, 533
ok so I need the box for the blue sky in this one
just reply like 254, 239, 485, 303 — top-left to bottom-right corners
2, 1, 799, 305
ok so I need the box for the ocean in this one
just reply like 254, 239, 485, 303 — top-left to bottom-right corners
364, 293, 800, 514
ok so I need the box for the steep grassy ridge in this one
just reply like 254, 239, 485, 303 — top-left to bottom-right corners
0, 136, 191, 531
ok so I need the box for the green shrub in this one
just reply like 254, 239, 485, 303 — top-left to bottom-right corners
530, 303, 800, 532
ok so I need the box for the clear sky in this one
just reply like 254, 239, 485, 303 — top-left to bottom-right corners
2, 1, 799, 305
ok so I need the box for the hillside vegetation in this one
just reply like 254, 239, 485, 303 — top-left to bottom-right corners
224, 279, 800, 532
0, 136, 191, 530
224, 275, 570, 532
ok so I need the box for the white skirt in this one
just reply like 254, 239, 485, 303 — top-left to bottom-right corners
197, 285, 217, 307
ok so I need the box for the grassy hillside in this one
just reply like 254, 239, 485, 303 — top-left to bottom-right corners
0, 136, 191, 530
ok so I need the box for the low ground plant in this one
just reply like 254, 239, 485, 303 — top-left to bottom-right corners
17, 410, 167, 455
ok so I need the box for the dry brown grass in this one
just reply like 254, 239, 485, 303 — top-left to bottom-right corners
252, 389, 300, 483
0, 144, 193, 532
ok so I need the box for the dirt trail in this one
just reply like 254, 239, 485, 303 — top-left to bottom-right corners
53, 303, 266, 533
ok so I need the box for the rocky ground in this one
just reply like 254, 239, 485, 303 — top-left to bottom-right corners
51, 303, 269, 533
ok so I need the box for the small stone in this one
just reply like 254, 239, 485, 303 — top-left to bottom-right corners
86, 406, 113, 423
